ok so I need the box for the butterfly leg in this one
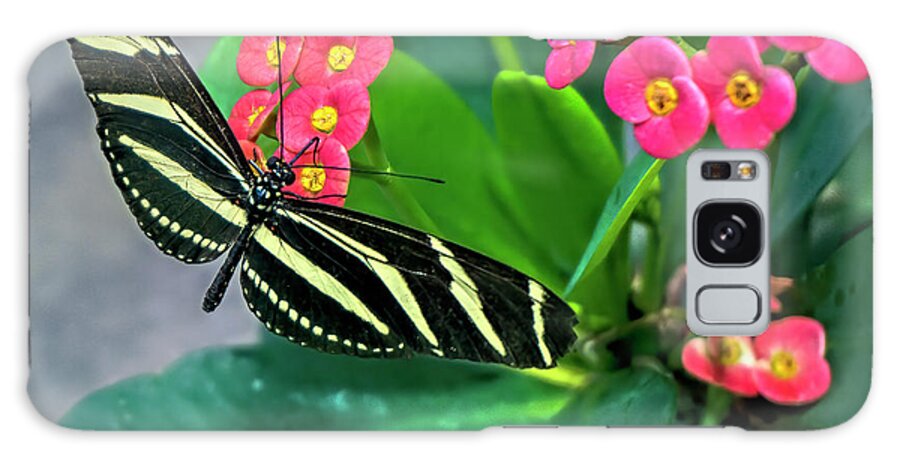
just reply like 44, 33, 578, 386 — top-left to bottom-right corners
202, 225, 254, 313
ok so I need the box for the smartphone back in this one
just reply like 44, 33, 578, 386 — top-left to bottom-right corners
28, 35, 871, 430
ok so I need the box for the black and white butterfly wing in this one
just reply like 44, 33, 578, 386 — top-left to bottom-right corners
240, 201, 578, 368
69, 36, 251, 264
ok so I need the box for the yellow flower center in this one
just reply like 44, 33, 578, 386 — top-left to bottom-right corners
327, 44, 356, 72
311, 106, 338, 134
300, 167, 327, 193
770, 351, 799, 380
266, 38, 287, 68
645, 78, 679, 116
718, 338, 743, 366
247, 105, 266, 126
726, 72, 762, 109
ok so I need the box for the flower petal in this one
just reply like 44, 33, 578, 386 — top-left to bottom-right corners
545, 40, 596, 89
633, 76, 709, 158
768, 36, 825, 52
706, 36, 764, 79
326, 80, 371, 149
754, 316, 827, 359
628, 36, 692, 79
690, 50, 730, 109
754, 356, 831, 405
805, 39, 868, 84
755, 66, 797, 131
713, 107, 773, 149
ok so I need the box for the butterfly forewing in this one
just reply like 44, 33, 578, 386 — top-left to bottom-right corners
69, 36, 578, 368
69, 36, 251, 263
241, 202, 577, 368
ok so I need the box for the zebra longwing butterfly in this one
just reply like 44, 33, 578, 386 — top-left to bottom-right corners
68, 36, 577, 368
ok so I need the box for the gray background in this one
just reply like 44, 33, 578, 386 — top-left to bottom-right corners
28, 38, 259, 421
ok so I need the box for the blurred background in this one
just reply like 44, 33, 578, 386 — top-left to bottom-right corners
28, 38, 259, 421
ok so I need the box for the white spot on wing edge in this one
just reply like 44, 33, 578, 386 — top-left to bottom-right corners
528, 280, 553, 367
252, 225, 391, 336
278, 209, 437, 347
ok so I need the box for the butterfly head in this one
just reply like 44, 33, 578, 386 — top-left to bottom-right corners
266, 156, 296, 188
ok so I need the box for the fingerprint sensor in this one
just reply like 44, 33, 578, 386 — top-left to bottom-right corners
696, 286, 761, 324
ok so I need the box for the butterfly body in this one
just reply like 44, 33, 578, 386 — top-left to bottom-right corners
69, 36, 577, 368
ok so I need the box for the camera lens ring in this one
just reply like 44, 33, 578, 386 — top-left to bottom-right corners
693, 201, 763, 266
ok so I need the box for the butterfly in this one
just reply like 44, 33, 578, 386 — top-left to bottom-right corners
68, 36, 577, 368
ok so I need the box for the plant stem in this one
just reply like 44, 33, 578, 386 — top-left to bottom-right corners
633, 225, 664, 313
361, 119, 440, 233
700, 385, 733, 426
579, 306, 685, 352
490, 37, 523, 72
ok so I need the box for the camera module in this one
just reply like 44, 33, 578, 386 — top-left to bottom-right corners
695, 201, 762, 265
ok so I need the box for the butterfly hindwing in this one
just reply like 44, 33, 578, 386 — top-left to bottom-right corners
240, 202, 577, 368
69, 36, 251, 263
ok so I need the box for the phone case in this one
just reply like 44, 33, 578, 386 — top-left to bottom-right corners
28, 36, 872, 430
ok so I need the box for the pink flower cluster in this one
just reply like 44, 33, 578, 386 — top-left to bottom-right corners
548, 36, 867, 158
682, 317, 832, 405
227, 36, 393, 206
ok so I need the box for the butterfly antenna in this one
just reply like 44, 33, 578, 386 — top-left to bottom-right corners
276, 36, 286, 151
290, 163, 445, 185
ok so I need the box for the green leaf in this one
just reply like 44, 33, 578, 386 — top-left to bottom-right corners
492, 71, 623, 291
351, 51, 541, 281
198, 37, 255, 115
753, 228, 872, 430
60, 337, 572, 430
806, 127, 873, 266
555, 367, 678, 425
564, 153, 664, 295
771, 73, 872, 242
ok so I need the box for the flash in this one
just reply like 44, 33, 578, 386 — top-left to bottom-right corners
737, 162, 757, 180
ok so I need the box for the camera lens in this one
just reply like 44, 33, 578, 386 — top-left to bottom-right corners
695, 202, 762, 265
711, 218, 743, 251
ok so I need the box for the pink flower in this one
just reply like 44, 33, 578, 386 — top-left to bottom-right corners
236, 36, 303, 87
604, 37, 710, 159
767, 36, 825, 52
545, 40, 596, 89
279, 81, 371, 152
691, 37, 796, 149
753, 317, 832, 405
682, 337, 759, 396
228, 89, 275, 141
805, 40, 868, 84
277, 139, 351, 207
294, 36, 393, 87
